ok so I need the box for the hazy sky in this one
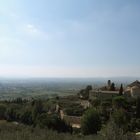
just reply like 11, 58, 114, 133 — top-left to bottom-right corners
0, 0, 140, 78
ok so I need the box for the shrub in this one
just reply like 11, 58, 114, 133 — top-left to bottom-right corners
81, 108, 101, 135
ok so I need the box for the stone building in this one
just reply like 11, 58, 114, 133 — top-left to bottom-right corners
125, 80, 140, 98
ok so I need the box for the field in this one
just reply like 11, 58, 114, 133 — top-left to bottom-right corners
0, 78, 106, 100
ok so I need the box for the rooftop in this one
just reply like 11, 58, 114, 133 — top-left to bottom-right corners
128, 80, 140, 88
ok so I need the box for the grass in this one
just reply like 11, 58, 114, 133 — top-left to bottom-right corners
0, 121, 103, 140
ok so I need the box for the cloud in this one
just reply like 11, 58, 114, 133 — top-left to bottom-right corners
23, 24, 49, 40
26, 24, 38, 33
0, 5, 49, 42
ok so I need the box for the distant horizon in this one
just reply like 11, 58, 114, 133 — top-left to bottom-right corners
0, 76, 139, 81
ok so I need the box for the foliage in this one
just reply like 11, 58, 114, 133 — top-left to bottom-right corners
110, 83, 115, 91
37, 113, 71, 133
129, 118, 140, 132
119, 84, 124, 95
81, 108, 101, 135
101, 101, 112, 122
0, 92, 139, 138
104, 120, 137, 140
20, 110, 33, 125
0, 121, 103, 140
85, 85, 92, 91
112, 109, 129, 131
6, 105, 18, 121
90, 98, 101, 108
0, 104, 6, 119
32, 100, 44, 123
64, 103, 84, 116
113, 96, 127, 109
78, 85, 92, 100
136, 97, 140, 118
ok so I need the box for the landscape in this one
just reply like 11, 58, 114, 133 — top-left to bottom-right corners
0, 78, 140, 140
0, 0, 140, 140
0, 77, 134, 100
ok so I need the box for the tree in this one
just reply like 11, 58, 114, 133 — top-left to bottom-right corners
90, 98, 101, 108
6, 107, 17, 121
112, 109, 129, 131
0, 104, 6, 119
78, 85, 92, 100
14, 98, 23, 104
20, 110, 33, 125
108, 80, 111, 87
105, 120, 137, 140
110, 83, 115, 91
101, 101, 112, 122
79, 89, 89, 100
129, 118, 140, 131
136, 97, 140, 118
37, 113, 71, 133
81, 108, 101, 135
119, 84, 124, 95
113, 96, 127, 109
32, 100, 44, 124
86, 85, 92, 91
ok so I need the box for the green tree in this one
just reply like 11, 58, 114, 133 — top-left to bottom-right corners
101, 101, 112, 122
90, 98, 101, 108
79, 85, 92, 100
136, 97, 140, 118
105, 120, 137, 140
119, 84, 123, 95
129, 118, 140, 131
110, 83, 115, 91
0, 104, 6, 119
112, 109, 129, 131
14, 98, 23, 104
81, 108, 101, 135
37, 113, 71, 133
86, 85, 92, 91
6, 107, 17, 121
20, 110, 33, 125
32, 100, 44, 123
79, 89, 89, 100
113, 96, 127, 109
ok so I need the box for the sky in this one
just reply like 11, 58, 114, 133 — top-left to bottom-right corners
0, 0, 140, 78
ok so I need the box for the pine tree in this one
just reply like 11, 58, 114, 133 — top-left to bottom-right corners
119, 84, 123, 95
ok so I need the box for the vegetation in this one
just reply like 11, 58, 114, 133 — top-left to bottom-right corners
110, 83, 116, 91
0, 81, 139, 140
78, 85, 92, 99
104, 120, 137, 140
0, 121, 103, 140
136, 97, 140, 118
119, 84, 124, 95
81, 108, 101, 135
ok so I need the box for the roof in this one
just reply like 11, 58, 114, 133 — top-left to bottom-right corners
128, 80, 140, 88
131, 86, 140, 89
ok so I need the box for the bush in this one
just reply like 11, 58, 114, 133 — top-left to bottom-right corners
0, 104, 6, 119
104, 120, 137, 140
37, 113, 71, 133
112, 109, 129, 131
113, 96, 127, 109
81, 108, 101, 135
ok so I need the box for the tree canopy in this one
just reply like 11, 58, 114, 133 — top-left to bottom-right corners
81, 108, 101, 135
